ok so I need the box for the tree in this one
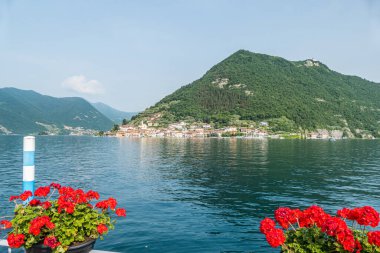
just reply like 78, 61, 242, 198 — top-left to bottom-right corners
112, 124, 120, 132
122, 118, 129, 125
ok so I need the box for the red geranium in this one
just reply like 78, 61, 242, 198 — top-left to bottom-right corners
50, 182, 61, 189
29, 216, 55, 236
298, 205, 329, 228
355, 239, 362, 253
275, 207, 297, 229
107, 197, 117, 210
19, 190, 33, 201
57, 199, 75, 214
9, 195, 19, 201
321, 217, 348, 236
321, 217, 355, 251
41, 201, 52, 209
86, 190, 100, 200
58, 186, 75, 196
0, 220, 12, 229
337, 208, 351, 219
95, 200, 109, 209
7, 233, 25, 248
44, 236, 61, 248
356, 206, 379, 227
260, 217, 276, 234
96, 197, 118, 210
368, 231, 380, 247
4, 183, 126, 251
97, 224, 108, 235
34, 186, 50, 197
116, 208, 127, 217
29, 199, 41, 206
260, 205, 377, 252
265, 228, 285, 248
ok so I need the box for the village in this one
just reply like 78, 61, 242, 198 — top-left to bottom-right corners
109, 120, 272, 138
106, 120, 351, 139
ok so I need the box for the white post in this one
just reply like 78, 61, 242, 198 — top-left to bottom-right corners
23, 136, 35, 202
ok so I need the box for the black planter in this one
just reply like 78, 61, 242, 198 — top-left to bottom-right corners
26, 239, 96, 253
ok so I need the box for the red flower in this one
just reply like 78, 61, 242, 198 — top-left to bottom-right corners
347, 208, 362, 221
97, 224, 108, 235
7, 233, 25, 248
44, 236, 61, 249
59, 186, 75, 196
292, 208, 303, 220
95, 200, 109, 209
107, 197, 117, 210
116, 208, 127, 217
265, 228, 285, 248
338, 230, 355, 252
321, 217, 348, 236
337, 208, 351, 219
86, 190, 100, 200
41, 201, 52, 209
321, 216, 355, 252
74, 189, 87, 204
29, 199, 41, 206
0, 220, 12, 229
274, 207, 297, 229
34, 186, 51, 197
57, 198, 75, 214
356, 206, 379, 227
29, 216, 55, 236
9, 195, 19, 201
368, 231, 380, 247
95, 197, 118, 210
50, 182, 61, 189
355, 239, 362, 253
299, 205, 329, 228
19, 190, 33, 201
260, 218, 276, 234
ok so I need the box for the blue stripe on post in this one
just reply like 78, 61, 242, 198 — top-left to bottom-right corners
23, 181, 34, 202
23, 136, 35, 204
23, 151, 35, 166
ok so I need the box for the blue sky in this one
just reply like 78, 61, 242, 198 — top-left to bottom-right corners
0, 0, 379, 111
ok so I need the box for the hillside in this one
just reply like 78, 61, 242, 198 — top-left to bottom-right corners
92, 102, 137, 123
0, 88, 113, 135
130, 50, 380, 137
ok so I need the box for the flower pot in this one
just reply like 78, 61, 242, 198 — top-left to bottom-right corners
25, 239, 96, 253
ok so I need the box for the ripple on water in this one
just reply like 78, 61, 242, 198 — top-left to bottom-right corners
0, 137, 379, 252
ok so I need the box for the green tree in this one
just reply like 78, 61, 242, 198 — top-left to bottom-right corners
112, 124, 120, 132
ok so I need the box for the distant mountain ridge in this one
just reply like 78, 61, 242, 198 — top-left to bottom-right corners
0, 87, 114, 135
131, 50, 380, 138
92, 102, 137, 123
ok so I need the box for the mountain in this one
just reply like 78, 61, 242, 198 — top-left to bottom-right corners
130, 50, 380, 137
92, 102, 137, 124
0, 88, 114, 135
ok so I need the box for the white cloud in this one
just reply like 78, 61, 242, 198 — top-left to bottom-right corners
62, 75, 104, 95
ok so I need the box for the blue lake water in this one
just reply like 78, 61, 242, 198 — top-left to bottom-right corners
0, 136, 380, 252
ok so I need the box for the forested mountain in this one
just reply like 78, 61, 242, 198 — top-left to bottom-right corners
92, 102, 137, 123
131, 50, 380, 137
0, 88, 113, 135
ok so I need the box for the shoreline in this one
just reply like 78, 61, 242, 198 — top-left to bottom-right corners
0, 134, 377, 140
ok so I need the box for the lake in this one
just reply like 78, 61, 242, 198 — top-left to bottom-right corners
0, 136, 379, 252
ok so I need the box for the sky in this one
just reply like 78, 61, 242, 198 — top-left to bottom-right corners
0, 0, 379, 112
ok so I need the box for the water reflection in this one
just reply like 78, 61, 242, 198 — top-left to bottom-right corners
151, 139, 380, 251
0, 137, 379, 252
